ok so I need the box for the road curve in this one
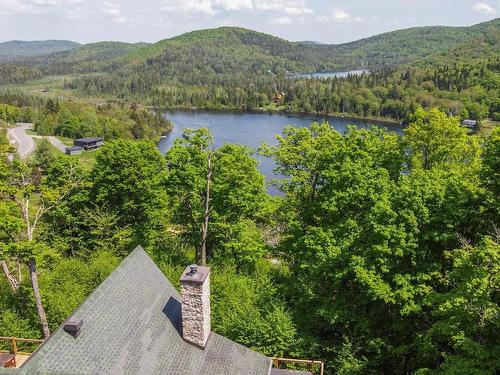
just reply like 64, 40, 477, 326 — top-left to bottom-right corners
7, 123, 36, 159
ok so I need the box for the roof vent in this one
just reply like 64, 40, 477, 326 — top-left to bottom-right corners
64, 318, 83, 338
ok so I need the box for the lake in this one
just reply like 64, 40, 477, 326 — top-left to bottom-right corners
158, 110, 402, 193
291, 69, 369, 79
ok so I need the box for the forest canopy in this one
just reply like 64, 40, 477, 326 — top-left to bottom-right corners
1, 106, 498, 374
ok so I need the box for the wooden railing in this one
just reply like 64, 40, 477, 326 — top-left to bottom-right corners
0, 337, 44, 356
272, 357, 324, 375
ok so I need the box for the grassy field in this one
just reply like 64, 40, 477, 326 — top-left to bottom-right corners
54, 135, 74, 146
25, 129, 40, 136
74, 149, 98, 168
32, 137, 97, 169
479, 119, 500, 136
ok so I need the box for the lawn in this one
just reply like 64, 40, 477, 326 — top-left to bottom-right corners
479, 119, 500, 136
32, 137, 97, 169
74, 149, 98, 169
26, 129, 40, 136
54, 136, 74, 146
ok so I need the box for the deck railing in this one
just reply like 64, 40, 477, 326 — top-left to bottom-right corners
0, 337, 44, 356
272, 357, 324, 375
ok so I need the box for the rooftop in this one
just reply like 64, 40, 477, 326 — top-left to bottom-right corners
74, 137, 103, 143
1, 247, 271, 375
65, 146, 82, 151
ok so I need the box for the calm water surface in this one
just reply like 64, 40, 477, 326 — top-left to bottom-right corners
158, 110, 402, 193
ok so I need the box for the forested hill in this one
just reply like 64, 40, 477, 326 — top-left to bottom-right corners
18, 19, 500, 75
0, 40, 80, 62
328, 17, 500, 69
27, 41, 149, 73
0, 20, 498, 123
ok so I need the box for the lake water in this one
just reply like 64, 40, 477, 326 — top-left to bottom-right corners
158, 110, 402, 193
292, 69, 369, 79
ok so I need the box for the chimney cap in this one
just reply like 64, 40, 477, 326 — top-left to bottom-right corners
180, 264, 210, 285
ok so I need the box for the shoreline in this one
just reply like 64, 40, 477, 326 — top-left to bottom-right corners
153, 106, 403, 128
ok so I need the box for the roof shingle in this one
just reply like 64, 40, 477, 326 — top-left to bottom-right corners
2, 246, 271, 375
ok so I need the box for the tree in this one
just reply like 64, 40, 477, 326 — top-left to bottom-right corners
481, 127, 500, 217
0, 158, 81, 338
272, 114, 492, 373
165, 129, 267, 268
211, 267, 296, 357
420, 237, 500, 375
405, 106, 480, 171
89, 139, 168, 246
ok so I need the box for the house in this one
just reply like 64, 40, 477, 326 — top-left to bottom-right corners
273, 91, 286, 104
73, 137, 104, 150
65, 145, 82, 156
462, 119, 478, 129
0, 246, 323, 374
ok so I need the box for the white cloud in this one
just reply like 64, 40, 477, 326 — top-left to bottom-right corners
284, 6, 313, 16
332, 10, 351, 21
178, 0, 254, 15
0, 0, 34, 16
472, 2, 496, 14
269, 16, 292, 25
163, 0, 312, 15
101, 1, 128, 23
330, 9, 364, 23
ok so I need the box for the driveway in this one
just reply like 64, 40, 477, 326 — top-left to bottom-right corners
8, 123, 36, 159
48, 136, 68, 153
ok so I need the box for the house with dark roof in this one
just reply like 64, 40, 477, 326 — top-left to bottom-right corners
65, 145, 83, 156
0, 246, 322, 375
73, 137, 104, 150
462, 119, 478, 129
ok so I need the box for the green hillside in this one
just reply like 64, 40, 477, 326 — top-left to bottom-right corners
0, 40, 80, 62
26, 19, 500, 76
27, 41, 150, 74
0, 20, 498, 123
329, 18, 500, 69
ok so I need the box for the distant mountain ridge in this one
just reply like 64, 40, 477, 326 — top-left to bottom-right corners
1, 18, 498, 74
0, 18, 497, 96
0, 40, 80, 62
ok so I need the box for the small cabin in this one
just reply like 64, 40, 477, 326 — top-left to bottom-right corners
73, 137, 104, 150
462, 119, 478, 129
65, 146, 82, 156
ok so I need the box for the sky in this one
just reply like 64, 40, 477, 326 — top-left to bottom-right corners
0, 0, 498, 44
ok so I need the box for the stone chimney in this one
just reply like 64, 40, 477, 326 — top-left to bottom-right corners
179, 264, 211, 348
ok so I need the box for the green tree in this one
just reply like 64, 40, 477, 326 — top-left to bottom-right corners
89, 139, 168, 246
0, 158, 81, 338
405, 106, 480, 171
481, 127, 500, 217
211, 267, 296, 356
165, 129, 267, 268
419, 237, 500, 375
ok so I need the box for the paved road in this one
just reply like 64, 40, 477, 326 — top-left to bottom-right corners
7, 123, 36, 159
48, 136, 67, 153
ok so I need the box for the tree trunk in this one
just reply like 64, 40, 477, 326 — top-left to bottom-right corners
199, 152, 212, 266
28, 259, 50, 339
1, 260, 19, 293
17, 259, 22, 283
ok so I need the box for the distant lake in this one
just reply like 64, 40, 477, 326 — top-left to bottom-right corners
292, 69, 369, 79
158, 110, 402, 194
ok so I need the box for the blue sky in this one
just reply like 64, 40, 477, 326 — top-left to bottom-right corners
0, 0, 498, 44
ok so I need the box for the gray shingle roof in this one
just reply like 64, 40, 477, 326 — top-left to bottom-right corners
2, 246, 271, 375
